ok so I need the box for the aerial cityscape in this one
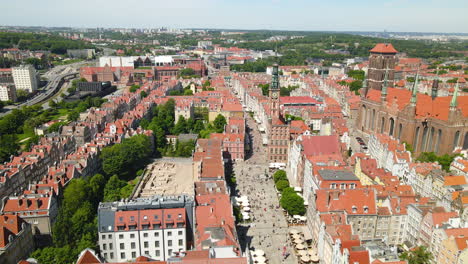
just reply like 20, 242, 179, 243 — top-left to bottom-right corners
0, 2, 468, 264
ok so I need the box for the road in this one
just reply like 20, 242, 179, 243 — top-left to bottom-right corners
234, 113, 298, 264
0, 61, 92, 116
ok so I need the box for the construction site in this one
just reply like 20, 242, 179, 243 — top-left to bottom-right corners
132, 157, 196, 198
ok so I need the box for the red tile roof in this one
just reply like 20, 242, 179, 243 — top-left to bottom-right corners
370, 43, 398, 54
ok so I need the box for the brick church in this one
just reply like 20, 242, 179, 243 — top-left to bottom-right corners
357, 43, 468, 155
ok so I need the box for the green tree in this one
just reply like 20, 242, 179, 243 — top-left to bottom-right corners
173, 116, 187, 135
180, 68, 195, 77
193, 120, 205, 133
184, 89, 193, 95
276, 180, 290, 192
67, 111, 80, 121
0, 134, 19, 162
273, 170, 287, 183
399, 246, 433, 264
104, 175, 127, 202
140, 90, 148, 98
280, 192, 306, 216
213, 114, 227, 133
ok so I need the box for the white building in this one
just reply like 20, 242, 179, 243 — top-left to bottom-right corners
12, 65, 38, 92
98, 195, 194, 262
0, 84, 16, 102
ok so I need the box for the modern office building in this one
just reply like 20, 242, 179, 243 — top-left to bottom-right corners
12, 65, 38, 93
0, 83, 16, 102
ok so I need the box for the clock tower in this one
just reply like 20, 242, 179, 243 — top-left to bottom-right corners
269, 64, 280, 119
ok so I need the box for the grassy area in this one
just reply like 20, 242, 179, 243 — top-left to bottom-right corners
50, 108, 71, 120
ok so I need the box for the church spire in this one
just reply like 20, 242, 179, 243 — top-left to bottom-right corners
450, 81, 459, 109
410, 71, 419, 105
381, 68, 389, 102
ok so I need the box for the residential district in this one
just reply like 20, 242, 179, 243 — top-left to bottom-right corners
0, 29, 468, 264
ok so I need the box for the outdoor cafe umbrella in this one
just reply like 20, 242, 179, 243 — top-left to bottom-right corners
289, 229, 299, 235
295, 243, 305, 250
243, 206, 251, 212
255, 249, 265, 256
255, 256, 267, 263
293, 238, 304, 244
297, 250, 308, 257
301, 256, 311, 263
307, 249, 315, 256
292, 234, 302, 240
311, 254, 319, 263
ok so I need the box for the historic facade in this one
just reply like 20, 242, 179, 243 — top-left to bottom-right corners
357, 70, 468, 155
268, 64, 290, 165
366, 43, 398, 93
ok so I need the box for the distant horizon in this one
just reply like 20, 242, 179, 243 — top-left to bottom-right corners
1, 24, 468, 36
2, 0, 467, 34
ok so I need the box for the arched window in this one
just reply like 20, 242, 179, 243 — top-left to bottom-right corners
435, 129, 442, 153
389, 118, 395, 136
421, 127, 429, 152
428, 127, 435, 152
453, 131, 460, 150
414, 127, 420, 152
380, 117, 385, 134
361, 106, 367, 130
463, 132, 468, 150
398, 124, 403, 140
371, 109, 376, 130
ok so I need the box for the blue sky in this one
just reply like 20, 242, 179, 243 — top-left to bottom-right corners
1, 0, 467, 33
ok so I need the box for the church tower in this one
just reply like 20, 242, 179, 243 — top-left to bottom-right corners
366, 43, 398, 94
269, 64, 281, 119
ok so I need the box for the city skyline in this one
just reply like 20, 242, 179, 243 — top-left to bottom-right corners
2, 0, 468, 33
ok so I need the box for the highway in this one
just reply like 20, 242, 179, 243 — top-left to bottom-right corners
0, 61, 93, 117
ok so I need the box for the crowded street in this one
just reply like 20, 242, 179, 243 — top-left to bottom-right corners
234, 114, 298, 264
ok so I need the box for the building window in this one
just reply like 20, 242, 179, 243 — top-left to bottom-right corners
168, 240, 173, 246
110, 253, 114, 259
167, 214, 172, 219
155, 250, 160, 257
154, 232, 159, 237
168, 249, 173, 256
120, 253, 125, 259
108, 234, 112, 239
168, 231, 172, 236
178, 231, 183, 236
109, 243, 113, 250
131, 242, 136, 249
103, 243, 107, 250
104, 253, 107, 259
102, 235, 105, 240
155, 241, 160, 247
352, 206, 357, 213
143, 233, 148, 238
179, 239, 183, 246
144, 241, 149, 248
132, 252, 136, 258
119, 234, 123, 239
130, 234, 135, 238
120, 243, 124, 250
144, 250, 149, 255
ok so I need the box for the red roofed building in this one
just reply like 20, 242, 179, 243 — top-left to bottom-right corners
0, 214, 34, 264
358, 77, 468, 155
1, 193, 58, 246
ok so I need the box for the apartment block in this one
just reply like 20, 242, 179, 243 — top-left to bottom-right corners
97, 195, 194, 262
12, 65, 38, 93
